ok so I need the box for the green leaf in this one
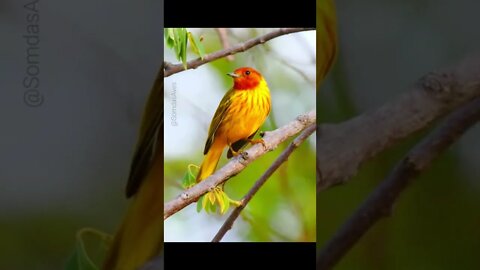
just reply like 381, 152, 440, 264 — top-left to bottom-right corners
202, 193, 208, 210
208, 191, 216, 205
187, 32, 205, 59
215, 189, 225, 214
208, 200, 217, 213
197, 196, 203, 213
164, 28, 189, 68
179, 29, 188, 69
65, 228, 111, 270
223, 191, 230, 214
182, 164, 198, 189
164, 28, 175, 49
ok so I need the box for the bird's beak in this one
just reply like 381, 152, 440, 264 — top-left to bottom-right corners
227, 72, 240, 78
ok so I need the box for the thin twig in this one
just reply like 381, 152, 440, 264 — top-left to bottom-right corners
318, 52, 480, 191
317, 97, 480, 270
164, 28, 315, 77
164, 110, 316, 220
212, 124, 316, 242
215, 28, 234, 61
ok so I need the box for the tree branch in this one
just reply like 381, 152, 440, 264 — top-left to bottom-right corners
317, 96, 480, 270
212, 124, 317, 242
164, 28, 315, 77
215, 28, 234, 61
164, 110, 316, 220
318, 53, 480, 191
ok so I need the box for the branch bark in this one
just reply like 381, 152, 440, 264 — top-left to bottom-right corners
164, 28, 315, 77
164, 110, 316, 220
317, 97, 480, 270
212, 124, 316, 242
318, 53, 480, 191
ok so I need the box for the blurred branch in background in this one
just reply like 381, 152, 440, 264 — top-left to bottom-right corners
139, 251, 163, 270
212, 123, 316, 242
164, 28, 315, 77
215, 28, 234, 61
318, 52, 480, 191
317, 96, 480, 269
164, 110, 316, 219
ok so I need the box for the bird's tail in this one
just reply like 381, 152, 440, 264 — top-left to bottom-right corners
196, 140, 224, 182
102, 159, 163, 270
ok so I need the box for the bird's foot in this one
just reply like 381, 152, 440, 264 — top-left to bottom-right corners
248, 138, 267, 150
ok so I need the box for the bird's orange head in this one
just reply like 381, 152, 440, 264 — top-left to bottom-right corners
227, 67, 264, 90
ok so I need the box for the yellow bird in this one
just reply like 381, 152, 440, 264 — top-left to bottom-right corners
196, 67, 271, 183
103, 66, 164, 270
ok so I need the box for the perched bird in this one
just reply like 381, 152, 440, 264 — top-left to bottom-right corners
196, 67, 271, 185
103, 66, 164, 270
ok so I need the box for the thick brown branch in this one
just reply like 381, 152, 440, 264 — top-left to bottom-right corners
317, 97, 480, 270
164, 110, 316, 220
318, 53, 480, 191
164, 28, 315, 77
212, 124, 317, 242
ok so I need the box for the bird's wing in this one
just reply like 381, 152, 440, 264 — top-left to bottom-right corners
203, 89, 234, 154
125, 66, 164, 198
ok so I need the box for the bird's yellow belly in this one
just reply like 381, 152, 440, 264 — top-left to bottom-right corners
219, 107, 266, 144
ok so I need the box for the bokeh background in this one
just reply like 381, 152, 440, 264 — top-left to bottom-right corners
0, 1, 161, 269
164, 28, 317, 242
2, 0, 480, 268
318, 0, 480, 269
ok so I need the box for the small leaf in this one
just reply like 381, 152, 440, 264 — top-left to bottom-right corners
215, 190, 225, 214
166, 28, 189, 67
181, 172, 191, 189
164, 28, 175, 48
208, 201, 217, 213
208, 191, 216, 205
65, 228, 111, 270
197, 196, 203, 213
222, 192, 230, 214
180, 29, 188, 69
202, 194, 208, 210
182, 164, 199, 189
187, 32, 206, 59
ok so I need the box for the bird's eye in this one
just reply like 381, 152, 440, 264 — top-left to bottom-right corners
245, 70, 251, 75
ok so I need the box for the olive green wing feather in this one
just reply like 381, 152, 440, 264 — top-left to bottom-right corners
203, 89, 234, 154
125, 66, 164, 198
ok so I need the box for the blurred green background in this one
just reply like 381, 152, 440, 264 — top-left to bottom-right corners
0, 0, 161, 269
164, 28, 316, 242
318, 0, 480, 269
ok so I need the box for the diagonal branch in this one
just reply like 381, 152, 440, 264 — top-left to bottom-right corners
212, 123, 316, 242
318, 52, 480, 191
164, 28, 315, 77
164, 110, 316, 220
317, 97, 480, 270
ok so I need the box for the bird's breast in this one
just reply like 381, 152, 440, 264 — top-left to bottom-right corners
217, 85, 271, 144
